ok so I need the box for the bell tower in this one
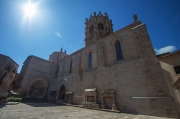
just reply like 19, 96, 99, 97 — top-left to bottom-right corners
84, 11, 113, 46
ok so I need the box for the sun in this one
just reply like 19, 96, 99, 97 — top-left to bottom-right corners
24, 2, 37, 18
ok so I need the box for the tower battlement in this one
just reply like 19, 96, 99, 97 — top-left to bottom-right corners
84, 11, 113, 46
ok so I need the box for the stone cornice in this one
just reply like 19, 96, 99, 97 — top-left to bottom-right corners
157, 50, 180, 60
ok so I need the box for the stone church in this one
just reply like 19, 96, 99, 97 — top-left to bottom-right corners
18, 12, 179, 118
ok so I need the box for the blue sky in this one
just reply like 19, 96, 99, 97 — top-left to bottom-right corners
0, 0, 180, 73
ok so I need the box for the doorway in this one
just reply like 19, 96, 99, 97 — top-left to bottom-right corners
59, 85, 65, 100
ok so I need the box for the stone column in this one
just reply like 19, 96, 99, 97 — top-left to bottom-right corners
112, 96, 117, 110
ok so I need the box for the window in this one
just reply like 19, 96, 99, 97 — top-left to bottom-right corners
101, 23, 104, 30
174, 65, 180, 74
89, 25, 93, 32
88, 52, 92, 69
98, 23, 100, 29
70, 60, 73, 73
98, 23, 104, 30
115, 41, 123, 61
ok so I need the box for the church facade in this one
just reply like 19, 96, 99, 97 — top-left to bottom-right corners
18, 12, 179, 118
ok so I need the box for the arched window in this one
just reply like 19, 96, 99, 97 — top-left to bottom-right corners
115, 41, 123, 61
101, 23, 104, 30
98, 23, 100, 29
88, 52, 92, 69
69, 60, 73, 73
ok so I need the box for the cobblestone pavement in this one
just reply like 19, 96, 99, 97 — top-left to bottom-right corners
0, 103, 175, 119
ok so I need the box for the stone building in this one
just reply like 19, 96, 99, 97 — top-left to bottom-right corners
0, 54, 19, 101
158, 51, 180, 112
18, 12, 179, 118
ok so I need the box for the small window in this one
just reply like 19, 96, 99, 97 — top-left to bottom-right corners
98, 23, 100, 30
174, 66, 180, 74
115, 41, 123, 61
101, 23, 104, 30
88, 52, 92, 69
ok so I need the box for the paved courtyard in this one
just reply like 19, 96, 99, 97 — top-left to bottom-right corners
0, 102, 176, 119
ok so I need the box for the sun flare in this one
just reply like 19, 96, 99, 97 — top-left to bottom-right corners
24, 2, 37, 18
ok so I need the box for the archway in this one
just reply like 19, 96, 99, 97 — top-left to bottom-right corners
29, 80, 45, 99
59, 85, 65, 100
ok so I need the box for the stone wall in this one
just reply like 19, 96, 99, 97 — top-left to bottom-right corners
159, 53, 180, 112
19, 56, 53, 95
19, 20, 179, 117
51, 23, 178, 117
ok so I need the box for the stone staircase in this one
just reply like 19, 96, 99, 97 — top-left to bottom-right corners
56, 100, 68, 105
83, 102, 99, 109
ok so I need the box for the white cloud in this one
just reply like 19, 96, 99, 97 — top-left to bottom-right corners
55, 31, 62, 38
154, 46, 176, 55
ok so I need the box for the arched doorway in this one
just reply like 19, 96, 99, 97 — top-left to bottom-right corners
29, 80, 45, 99
59, 85, 65, 100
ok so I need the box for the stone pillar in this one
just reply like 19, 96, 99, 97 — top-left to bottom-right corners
101, 96, 106, 109
112, 96, 117, 110
112, 104, 117, 110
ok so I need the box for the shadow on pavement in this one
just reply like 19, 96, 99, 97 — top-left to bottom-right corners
21, 102, 66, 107
0, 104, 5, 108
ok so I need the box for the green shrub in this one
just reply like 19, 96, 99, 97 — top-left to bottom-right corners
7, 96, 22, 102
